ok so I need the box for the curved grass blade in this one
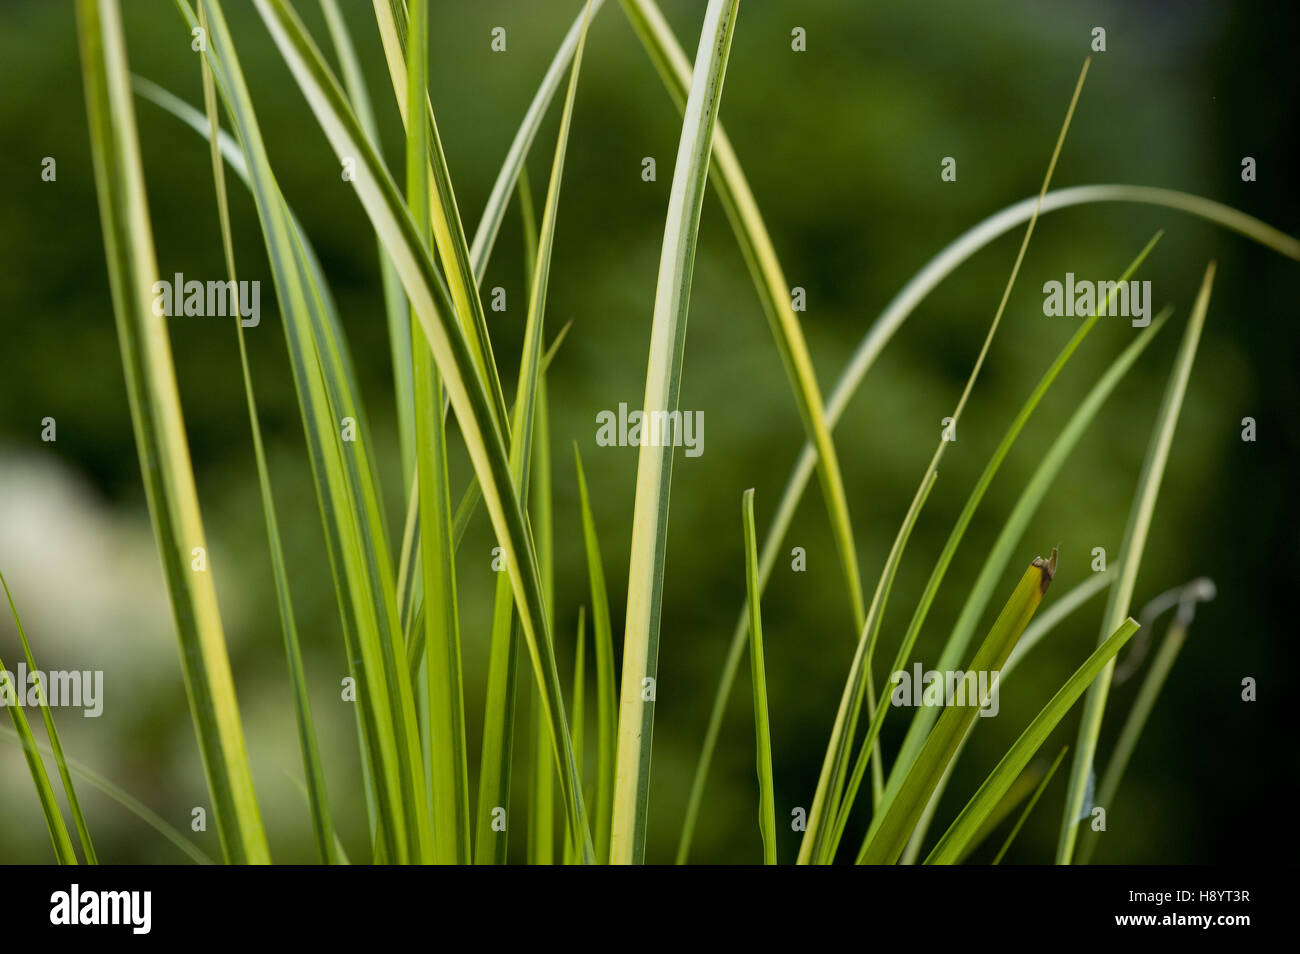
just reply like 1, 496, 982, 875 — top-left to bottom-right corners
611, 0, 740, 865
857, 555, 1057, 865
927, 618, 1140, 865
196, 1, 336, 864
742, 490, 777, 865
991, 746, 1068, 864
77, 0, 268, 864
621, 0, 866, 644
1057, 263, 1216, 864
677, 185, 1298, 863
1, 571, 96, 863
573, 444, 617, 862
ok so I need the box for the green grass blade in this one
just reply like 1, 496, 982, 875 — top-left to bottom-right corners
0, 727, 213, 864
527, 370, 558, 865
621, 0, 866, 645
611, 0, 739, 866
1077, 581, 1211, 864
573, 444, 617, 862
858, 555, 1056, 865
798, 470, 937, 865
372, 0, 511, 438
0, 646, 78, 863
991, 746, 1068, 864
927, 618, 1140, 865
319, 0, 415, 492
1057, 263, 1217, 864
899, 569, 1114, 864
1, 571, 96, 863
401, 321, 573, 676
77, 0, 268, 864
197, 0, 430, 863
741, 490, 777, 865
472, 7, 595, 864
564, 606, 587, 865
380, 0, 608, 283
250, 0, 593, 858
148, 8, 389, 853
404, 0, 470, 865
196, 1, 337, 865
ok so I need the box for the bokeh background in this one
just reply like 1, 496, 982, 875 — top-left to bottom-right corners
1, 0, 1296, 864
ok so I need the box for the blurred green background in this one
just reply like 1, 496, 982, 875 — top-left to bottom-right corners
1, 0, 1296, 864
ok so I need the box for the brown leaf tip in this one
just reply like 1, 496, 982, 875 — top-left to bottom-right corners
1032, 547, 1059, 594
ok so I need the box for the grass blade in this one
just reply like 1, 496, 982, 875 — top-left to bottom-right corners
0, 727, 212, 864
471, 5, 595, 864
927, 618, 1141, 864
527, 371, 558, 865
1057, 262, 1217, 863
405, 0, 470, 865
197, 0, 432, 863
250, 0, 593, 857
573, 444, 618, 862
798, 469, 937, 865
77, 0, 268, 864
621, 0, 866, 649
741, 490, 777, 864
319, 0, 416, 490
1077, 580, 1214, 864
991, 747, 1068, 864
857, 554, 1057, 864
195, 0, 337, 865
564, 606, 587, 865
0, 639, 78, 863
372, 0, 511, 436
2, 572, 96, 863
611, 0, 740, 865
899, 569, 1114, 863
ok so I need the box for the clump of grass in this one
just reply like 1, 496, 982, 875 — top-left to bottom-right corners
6, 0, 1292, 866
